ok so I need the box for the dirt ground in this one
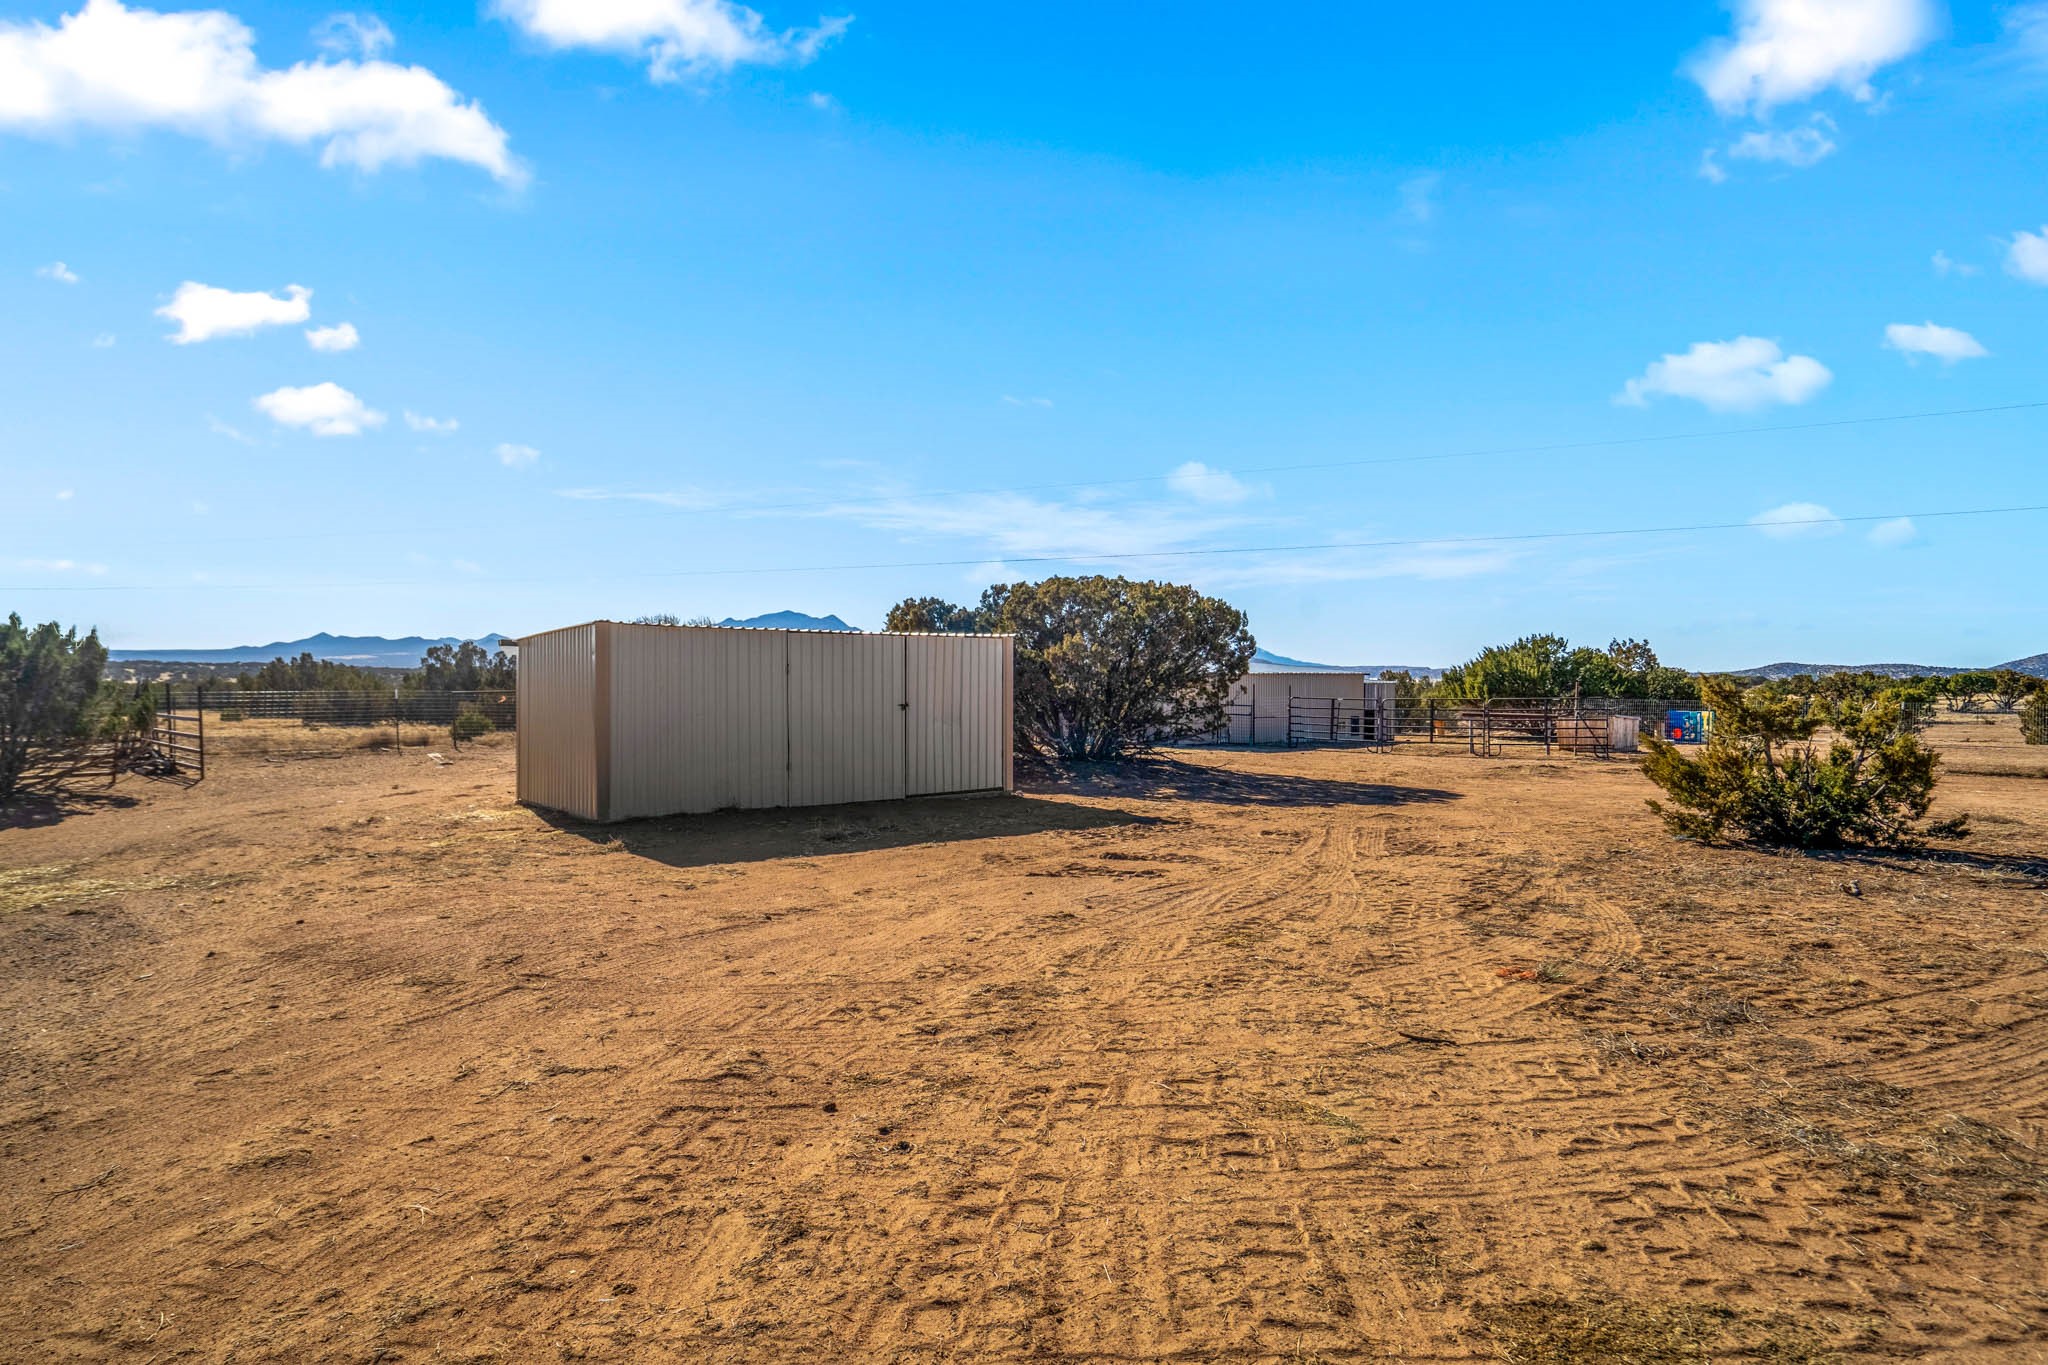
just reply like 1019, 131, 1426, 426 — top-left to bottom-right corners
3, 716, 2046, 1363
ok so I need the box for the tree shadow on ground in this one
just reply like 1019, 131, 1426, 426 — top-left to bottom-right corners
1021, 754, 1460, 808
537, 792, 1159, 869
1803, 845, 2048, 889
0, 785, 143, 832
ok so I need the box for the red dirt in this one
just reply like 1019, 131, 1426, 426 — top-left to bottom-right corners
2, 721, 2045, 1361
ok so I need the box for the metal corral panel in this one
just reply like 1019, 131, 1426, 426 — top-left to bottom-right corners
1227, 672, 1370, 745
906, 633, 1008, 796
788, 632, 908, 808
606, 624, 789, 819
515, 624, 599, 819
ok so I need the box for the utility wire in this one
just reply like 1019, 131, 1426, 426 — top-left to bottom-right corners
78, 396, 2048, 550
11, 501, 2046, 593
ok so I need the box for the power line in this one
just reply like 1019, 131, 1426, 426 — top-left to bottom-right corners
11, 501, 2046, 593
78, 396, 2048, 550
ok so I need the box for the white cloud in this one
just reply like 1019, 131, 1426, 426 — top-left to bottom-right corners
156, 281, 309, 343
496, 441, 540, 467
207, 413, 255, 443
1726, 115, 1837, 167
1167, 461, 1254, 505
1200, 544, 1523, 590
305, 320, 359, 351
90, 332, 115, 347
253, 381, 384, 436
557, 485, 723, 508
9, 557, 109, 574
1750, 501, 1844, 539
802, 487, 1258, 564
1883, 320, 1987, 363
806, 90, 838, 112
1689, 0, 1939, 115
1698, 148, 1728, 183
493, 0, 849, 81
1931, 249, 1978, 278
2007, 226, 2048, 284
1001, 394, 1053, 408
1869, 516, 1917, 547
0, 0, 522, 183
404, 410, 458, 434
2004, 2, 2048, 70
55, 488, 75, 500
1398, 172, 1440, 224
1617, 336, 1833, 412
313, 11, 392, 59
36, 260, 79, 283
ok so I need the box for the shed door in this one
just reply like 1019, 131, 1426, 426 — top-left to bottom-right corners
906, 636, 1004, 796
787, 633, 906, 807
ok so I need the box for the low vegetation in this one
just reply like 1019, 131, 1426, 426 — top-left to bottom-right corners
885, 576, 1254, 759
1, 615, 154, 804
2022, 690, 2048, 746
1641, 676, 1965, 849
1436, 633, 1700, 701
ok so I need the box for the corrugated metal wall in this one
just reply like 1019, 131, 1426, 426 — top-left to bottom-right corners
515, 624, 598, 819
517, 622, 1013, 821
906, 633, 1007, 796
1226, 672, 1377, 744
607, 625, 789, 820
787, 631, 908, 808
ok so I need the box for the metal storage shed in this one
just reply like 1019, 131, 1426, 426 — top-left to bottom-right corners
513, 621, 1015, 822
1225, 671, 1395, 746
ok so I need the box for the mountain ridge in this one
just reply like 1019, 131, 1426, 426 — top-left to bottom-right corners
109, 632, 510, 669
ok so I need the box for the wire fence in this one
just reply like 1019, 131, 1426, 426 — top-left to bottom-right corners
1186, 696, 1703, 758
118, 685, 1708, 765
116, 684, 517, 759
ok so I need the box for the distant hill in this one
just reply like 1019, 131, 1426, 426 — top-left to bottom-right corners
109, 632, 510, 669
1251, 648, 1441, 677
717, 611, 857, 632
1731, 655, 2048, 681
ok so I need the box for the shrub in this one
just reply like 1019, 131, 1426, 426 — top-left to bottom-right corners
1641, 676, 1965, 849
2022, 692, 2048, 746
980, 576, 1254, 760
452, 705, 495, 741
2, 616, 122, 803
218, 706, 247, 722
883, 596, 982, 633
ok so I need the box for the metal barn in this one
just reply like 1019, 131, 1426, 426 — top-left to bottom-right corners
513, 622, 1015, 822
1225, 671, 1396, 746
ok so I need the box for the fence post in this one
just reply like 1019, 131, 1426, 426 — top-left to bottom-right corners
393, 688, 401, 753
1428, 699, 1435, 744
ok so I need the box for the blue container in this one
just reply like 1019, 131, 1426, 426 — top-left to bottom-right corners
1664, 710, 1710, 744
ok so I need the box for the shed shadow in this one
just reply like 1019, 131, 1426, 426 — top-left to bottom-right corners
537, 791, 1158, 869
1022, 755, 1460, 808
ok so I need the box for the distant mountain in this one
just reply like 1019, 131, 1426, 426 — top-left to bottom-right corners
109, 632, 510, 669
1731, 655, 2048, 681
717, 611, 857, 632
1251, 648, 1441, 677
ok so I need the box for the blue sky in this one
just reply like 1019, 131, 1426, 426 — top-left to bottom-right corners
3, 0, 2045, 668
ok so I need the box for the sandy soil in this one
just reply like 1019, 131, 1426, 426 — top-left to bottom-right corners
2, 721, 2045, 1363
